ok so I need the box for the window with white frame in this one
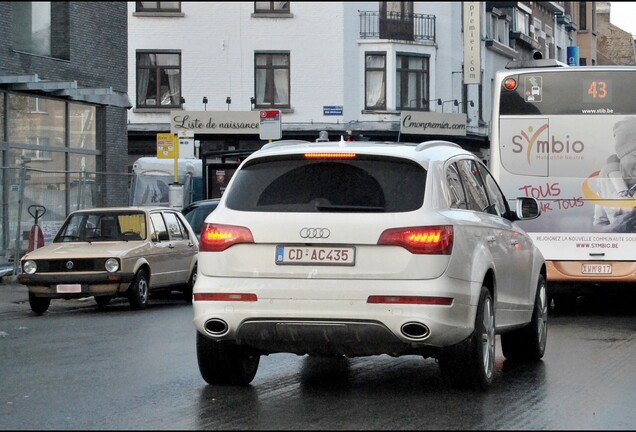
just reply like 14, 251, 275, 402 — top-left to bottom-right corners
487, 10, 510, 45
515, 9, 529, 36
254, 2, 290, 13
24, 137, 52, 161
396, 54, 430, 111
254, 52, 290, 108
533, 18, 541, 41
28, 97, 48, 114
365, 53, 387, 110
136, 51, 182, 108
136, 2, 181, 12
497, 16, 509, 45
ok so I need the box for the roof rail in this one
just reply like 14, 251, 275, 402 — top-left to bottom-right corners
505, 58, 568, 69
415, 140, 462, 152
260, 139, 311, 150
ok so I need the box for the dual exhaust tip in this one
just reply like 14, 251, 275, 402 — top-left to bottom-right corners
400, 321, 430, 340
204, 318, 229, 335
205, 318, 430, 340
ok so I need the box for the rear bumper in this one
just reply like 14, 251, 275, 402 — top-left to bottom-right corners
193, 275, 480, 355
547, 261, 636, 283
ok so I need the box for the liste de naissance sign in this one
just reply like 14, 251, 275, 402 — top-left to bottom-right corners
170, 111, 260, 134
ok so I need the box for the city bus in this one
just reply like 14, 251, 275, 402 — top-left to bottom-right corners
488, 59, 636, 310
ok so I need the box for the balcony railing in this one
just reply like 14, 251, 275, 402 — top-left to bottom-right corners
359, 11, 435, 43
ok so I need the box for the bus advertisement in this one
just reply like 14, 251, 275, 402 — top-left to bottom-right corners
489, 62, 636, 306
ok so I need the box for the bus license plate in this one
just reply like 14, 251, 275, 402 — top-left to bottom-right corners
581, 264, 612, 274
276, 245, 355, 266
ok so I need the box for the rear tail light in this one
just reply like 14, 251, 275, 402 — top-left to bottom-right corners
194, 293, 257, 302
367, 295, 453, 305
377, 225, 453, 254
200, 223, 254, 252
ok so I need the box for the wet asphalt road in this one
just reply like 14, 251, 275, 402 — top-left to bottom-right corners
1, 287, 636, 430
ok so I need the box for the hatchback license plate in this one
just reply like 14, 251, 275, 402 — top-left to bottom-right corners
276, 245, 355, 266
57, 284, 82, 293
581, 264, 612, 274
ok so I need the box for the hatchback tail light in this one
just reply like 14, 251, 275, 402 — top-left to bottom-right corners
377, 225, 453, 254
200, 223, 254, 252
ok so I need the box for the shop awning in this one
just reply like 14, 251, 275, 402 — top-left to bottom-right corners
0, 72, 132, 109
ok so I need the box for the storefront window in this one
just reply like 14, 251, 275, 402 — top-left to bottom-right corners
69, 104, 96, 150
8, 95, 66, 150
2, 96, 100, 261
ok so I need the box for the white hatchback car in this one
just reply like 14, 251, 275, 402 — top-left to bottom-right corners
193, 139, 547, 390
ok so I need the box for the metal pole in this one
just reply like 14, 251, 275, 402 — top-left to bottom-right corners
13, 158, 27, 275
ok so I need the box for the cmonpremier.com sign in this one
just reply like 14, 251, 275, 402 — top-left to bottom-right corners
400, 111, 467, 136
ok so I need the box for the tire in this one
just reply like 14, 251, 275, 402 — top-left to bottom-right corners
94, 295, 113, 308
439, 286, 495, 391
182, 264, 196, 303
29, 292, 51, 315
196, 332, 260, 386
501, 275, 548, 361
128, 269, 149, 310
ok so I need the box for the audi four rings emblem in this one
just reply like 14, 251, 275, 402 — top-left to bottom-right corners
66, 261, 74, 270
299, 228, 331, 239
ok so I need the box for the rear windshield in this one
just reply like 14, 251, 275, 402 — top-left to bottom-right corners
225, 155, 426, 212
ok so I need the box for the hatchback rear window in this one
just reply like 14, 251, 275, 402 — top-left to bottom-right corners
225, 155, 426, 212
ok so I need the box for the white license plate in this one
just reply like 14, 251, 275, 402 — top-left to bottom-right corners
275, 245, 355, 266
581, 264, 612, 274
56, 284, 82, 293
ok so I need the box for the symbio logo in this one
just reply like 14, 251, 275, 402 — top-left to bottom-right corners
511, 124, 585, 164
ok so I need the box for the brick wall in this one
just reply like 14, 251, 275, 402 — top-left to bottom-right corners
596, 9, 636, 65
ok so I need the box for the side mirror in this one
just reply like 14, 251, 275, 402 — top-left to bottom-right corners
515, 196, 541, 220
158, 231, 170, 241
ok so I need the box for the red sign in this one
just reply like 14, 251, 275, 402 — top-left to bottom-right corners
260, 110, 280, 120
259, 110, 282, 140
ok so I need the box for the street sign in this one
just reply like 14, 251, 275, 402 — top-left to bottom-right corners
259, 110, 281, 140
157, 133, 176, 159
323, 106, 343, 116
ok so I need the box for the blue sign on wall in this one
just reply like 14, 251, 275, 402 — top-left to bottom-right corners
567, 46, 579, 66
323, 106, 343, 116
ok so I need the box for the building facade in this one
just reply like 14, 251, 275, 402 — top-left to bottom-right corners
128, 1, 583, 199
0, 1, 130, 264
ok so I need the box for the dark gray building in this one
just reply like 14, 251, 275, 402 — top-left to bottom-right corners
0, 1, 130, 265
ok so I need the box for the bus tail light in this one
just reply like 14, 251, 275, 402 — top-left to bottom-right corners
503, 77, 518, 90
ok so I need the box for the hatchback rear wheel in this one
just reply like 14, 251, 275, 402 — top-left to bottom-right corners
196, 332, 260, 386
439, 286, 495, 391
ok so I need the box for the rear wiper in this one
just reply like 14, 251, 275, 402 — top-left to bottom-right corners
315, 203, 385, 212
